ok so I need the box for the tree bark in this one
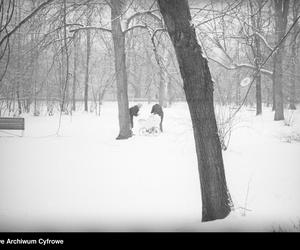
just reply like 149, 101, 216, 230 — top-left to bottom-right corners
255, 70, 262, 114
273, 0, 289, 120
273, 50, 284, 120
158, 0, 232, 222
111, 0, 132, 139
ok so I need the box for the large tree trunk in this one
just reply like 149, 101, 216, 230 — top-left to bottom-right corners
255, 71, 262, 115
111, 0, 132, 139
273, 0, 289, 120
158, 0, 232, 222
273, 49, 284, 120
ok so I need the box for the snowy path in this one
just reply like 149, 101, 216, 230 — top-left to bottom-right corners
0, 102, 300, 231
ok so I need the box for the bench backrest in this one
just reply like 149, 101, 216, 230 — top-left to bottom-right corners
0, 118, 25, 130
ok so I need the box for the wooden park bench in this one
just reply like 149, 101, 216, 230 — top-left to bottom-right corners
0, 117, 25, 136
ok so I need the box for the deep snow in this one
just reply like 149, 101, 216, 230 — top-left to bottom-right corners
0, 102, 299, 232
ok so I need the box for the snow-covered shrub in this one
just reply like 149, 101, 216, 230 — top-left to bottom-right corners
214, 105, 239, 150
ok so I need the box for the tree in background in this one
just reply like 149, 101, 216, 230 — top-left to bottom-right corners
84, 5, 92, 112
288, 0, 300, 110
273, 0, 289, 120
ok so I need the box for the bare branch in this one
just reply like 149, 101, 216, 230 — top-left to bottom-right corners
123, 24, 147, 34
254, 32, 273, 51
0, 0, 56, 48
70, 25, 112, 34
208, 56, 273, 77
125, 9, 161, 27
151, 27, 167, 40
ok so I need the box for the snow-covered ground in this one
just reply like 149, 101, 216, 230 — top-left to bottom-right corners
0, 102, 300, 232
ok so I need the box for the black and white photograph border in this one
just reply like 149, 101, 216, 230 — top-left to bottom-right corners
0, 0, 300, 233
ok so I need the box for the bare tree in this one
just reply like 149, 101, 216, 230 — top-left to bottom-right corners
250, 0, 264, 115
15, 0, 22, 115
111, 0, 132, 139
273, 0, 289, 120
289, 0, 300, 110
158, 0, 232, 222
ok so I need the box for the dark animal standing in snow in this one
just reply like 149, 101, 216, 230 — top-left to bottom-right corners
129, 104, 142, 128
151, 104, 164, 132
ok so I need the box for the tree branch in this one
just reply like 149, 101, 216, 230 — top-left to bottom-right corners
208, 56, 273, 77
151, 27, 167, 40
70, 25, 112, 34
0, 0, 56, 48
254, 32, 273, 51
125, 9, 161, 28
123, 24, 147, 34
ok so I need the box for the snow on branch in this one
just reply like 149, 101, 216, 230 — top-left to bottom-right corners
151, 28, 167, 40
69, 26, 112, 34
208, 56, 273, 77
125, 9, 161, 28
254, 32, 274, 51
123, 24, 148, 34
209, 37, 273, 77
123, 9, 162, 35
0, 0, 56, 48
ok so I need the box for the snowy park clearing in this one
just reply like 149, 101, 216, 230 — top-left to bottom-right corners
0, 102, 300, 232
